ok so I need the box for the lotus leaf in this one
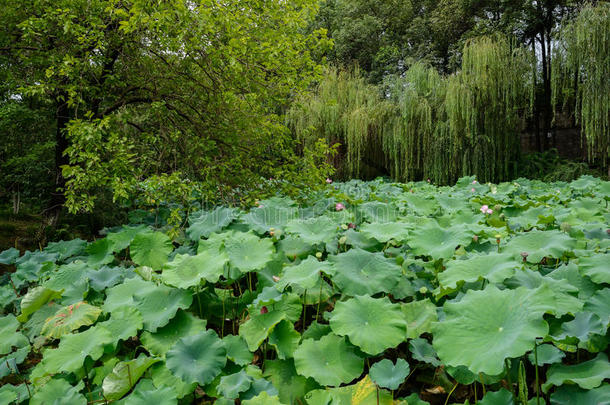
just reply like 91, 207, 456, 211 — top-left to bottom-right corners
162, 250, 228, 288
263, 359, 319, 404
150, 363, 197, 398
240, 310, 286, 351
327, 248, 402, 296
0, 247, 19, 265
44, 239, 87, 261
409, 338, 440, 367
407, 222, 474, 259
504, 230, 576, 263
369, 358, 410, 390
438, 252, 519, 289
223, 334, 254, 365
401, 299, 438, 339
549, 384, 610, 405
218, 370, 253, 399
102, 355, 160, 400
41, 302, 102, 338
269, 320, 300, 359
224, 231, 274, 273
17, 286, 62, 322
293, 334, 364, 386
86, 238, 115, 267
123, 379, 178, 405
285, 216, 338, 245
130, 231, 173, 269
528, 344, 565, 366
329, 295, 406, 355
242, 392, 284, 405
0, 315, 28, 355
242, 205, 298, 234
578, 254, 610, 284
106, 225, 148, 251
478, 389, 514, 405
275, 256, 331, 291
30, 379, 86, 405
359, 222, 410, 243
187, 207, 237, 240
543, 353, 610, 392
584, 288, 610, 328
141, 310, 205, 356
305, 375, 393, 405
433, 285, 551, 375
166, 330, 226, 385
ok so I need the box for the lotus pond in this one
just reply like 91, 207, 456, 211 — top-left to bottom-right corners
0, 176, 609, 404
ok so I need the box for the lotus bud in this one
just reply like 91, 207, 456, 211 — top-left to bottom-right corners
521, 252, 529, 262
326, 178, 333, 184
339, 236, 347, 245
471, 188, 475, 192
260, 306, 268, 314
335, 203, 345, 211
493, 204, 501, 212
473, 235, 479, 243
272, 276, 280, 282
419, 286, 428, 294
348, 223, 356, 229
315, 252, 323, 259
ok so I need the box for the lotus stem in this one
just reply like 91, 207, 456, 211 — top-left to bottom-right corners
444, 382, 458, 405
534, 341, 540, 405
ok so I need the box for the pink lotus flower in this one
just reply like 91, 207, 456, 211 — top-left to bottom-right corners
335, 203, 345, 211
470, 188, 475, 192
486, 208, 493, 214
272, 276, 280, 282
472, 180, 477, 184
326, 178, 333, 184
260, 306, 268, 314
480, 205, 489, 213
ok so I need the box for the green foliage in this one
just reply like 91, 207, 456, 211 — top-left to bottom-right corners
0, 176, 607, 403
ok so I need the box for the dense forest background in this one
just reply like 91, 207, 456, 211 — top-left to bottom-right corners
0, 0, 608, 248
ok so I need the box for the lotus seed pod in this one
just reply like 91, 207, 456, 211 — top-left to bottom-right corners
339, 236, 347, 245
493, 204, 501, 212
560, 222, 571, 233
315, 252, 323, 259
419, 286, 428, 294
341, 224, 348, 230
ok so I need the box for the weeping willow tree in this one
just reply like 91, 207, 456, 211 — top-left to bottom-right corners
286, 68, 393, 177
444, 36, 532, 182
552, 3, 610, 174
383, 62, 449, 182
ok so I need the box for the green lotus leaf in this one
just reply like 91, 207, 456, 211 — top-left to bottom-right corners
438, 252, 519, 289
278, 235, 315, 259
327, 248, 402, 296
30, 379, 86, 405
0, 315, 28, 356
37, 325, 114, 375
102, 354, 160, 401
269, 320, 301, 359
528, 344, 565, 366
407, 222, 474, 259
0, 247, 19, 265
106, 225, 148, 252
102, 277, 157, 313
87, 266, 130, 292
356, 201, 398, 223
293, 334, 364, 386
543, 353, 610, 392
478, 389, 514, 405
402, 393, 431, 405
141, 310, 206, 357
409, 338, 440, 367
505, 269, 583, 316
242, 391, 284, 405
41, 302, 102, 338
263, 359, 319, 404
224, 231, 275, 273
187, 207, 237, 240
369, 358, 410, 390
0, 284, 18, 309
549, 384, 610, 405
433, 285, 551, 375
401, 299, 438, 339
162, 250, 228, 288
554, 311, 605, 343
240, 374, 279, 400
548, 263, 598, 300
150, 363, 197, 399
17, 286, 62, 322
223, 334, 254, 365
359, 222, 410, 243
305, 375, 394, 405
0, 344, 30, 378
133, 284, 193, 332
0, 384, 28, 404
504, 230, 576, 263
275, 256, 331, 291
166, 330, 226, 385
240, 310, 286, 351
578, 254, 610, 284
123, 379, 178, 405
41, 261, 89, 305
98, 306, 144, 343
329, 295, 406, 355
242, 205, 298, 234
130, 231, 173, 269
44, 239, 87, 262
86, 238, 115, 267
285, 216, 338, 245
218, 370, 253, 399
403, 194, 439, 216
11, 259, 55, 288
584, 288, 610, 328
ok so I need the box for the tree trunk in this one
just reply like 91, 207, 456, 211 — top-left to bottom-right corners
45, 98, 71, 226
